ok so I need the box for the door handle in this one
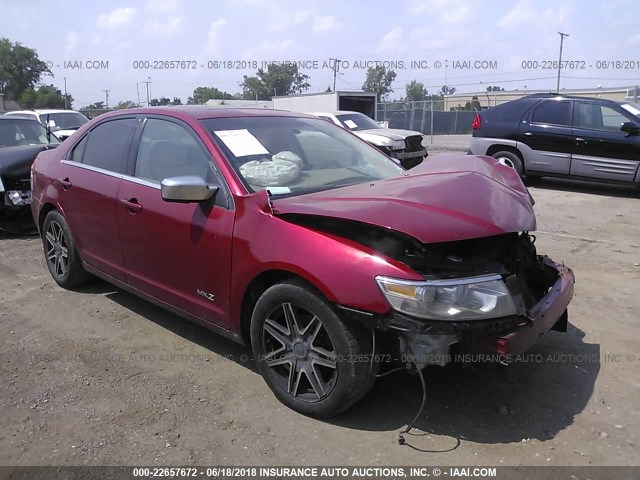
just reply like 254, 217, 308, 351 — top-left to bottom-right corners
120, 198, 143, 213
60, 178, 72, 190
523, 132, 534, 136
575, 137, 587, 144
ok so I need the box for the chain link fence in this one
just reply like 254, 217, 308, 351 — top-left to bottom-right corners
376, 100, 479, 135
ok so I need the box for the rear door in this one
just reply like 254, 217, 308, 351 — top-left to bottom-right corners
57, 117, 137, 280
117, 116, 234, 327
519, 99, 573, 174
570, 101, 640, 182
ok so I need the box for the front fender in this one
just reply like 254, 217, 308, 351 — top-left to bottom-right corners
229, 192, 421, 328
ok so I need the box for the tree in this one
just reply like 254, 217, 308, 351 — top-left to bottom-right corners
78, 101, 112, 119
0, 38, 52, 100
405, 80, 428, 102
463, 96, 482, 111
438, 85, 456, 96
486, 85, 505, 92
170, 97, 182, 105
240, 63, 310, 100
362, 66, 396, 101
114, 100, 139, 109
150, 96, 172, 106
187, 86, 231, 104
19, 84, 71, 109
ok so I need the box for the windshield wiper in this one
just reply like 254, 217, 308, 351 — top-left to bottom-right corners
326, 175, 380, 187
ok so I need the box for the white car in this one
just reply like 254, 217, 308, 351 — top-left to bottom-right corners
4, 109, 89, 141
308, 111, 428, 168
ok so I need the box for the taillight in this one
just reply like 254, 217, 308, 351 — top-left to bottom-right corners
472, 113, 481, 130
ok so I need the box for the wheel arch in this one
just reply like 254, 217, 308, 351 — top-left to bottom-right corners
238, 269, 330, 344
38, 202, 60, 232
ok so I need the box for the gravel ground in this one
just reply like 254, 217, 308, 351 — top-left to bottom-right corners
0, 176, 638, 468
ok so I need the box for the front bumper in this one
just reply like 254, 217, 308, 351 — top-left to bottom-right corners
490, 257, 574, 356
345, 257, 574, 366
389, 148, 428, 160
4, 189, 32, 207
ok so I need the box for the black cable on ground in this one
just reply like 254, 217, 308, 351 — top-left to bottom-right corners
369, 330, 429, 444
398, 362, 427, 445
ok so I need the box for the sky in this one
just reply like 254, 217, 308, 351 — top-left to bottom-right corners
2, 0, 639, 108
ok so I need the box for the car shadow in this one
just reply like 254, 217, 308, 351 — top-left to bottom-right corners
76, 279, 257, 373
74, 280, 599, 446
528, 177, 639, 199
0, 230, 39, 240
330, 323, 599, 447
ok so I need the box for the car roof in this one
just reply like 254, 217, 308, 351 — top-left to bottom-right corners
95, 106, 312, 121
308, 111, 361, 116
7, 109, 83, 115
0, 116, 41, 122
521, 93, 623, 105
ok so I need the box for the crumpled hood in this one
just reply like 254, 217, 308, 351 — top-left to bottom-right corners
273, 154, 536, 244
356, 128, 423, 143
0, 144, 58, 179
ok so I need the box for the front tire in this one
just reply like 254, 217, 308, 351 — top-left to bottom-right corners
250, 281, 373, 417
42, 210, 91, 289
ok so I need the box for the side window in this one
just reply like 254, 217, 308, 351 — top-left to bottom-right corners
531, 101, 572, 126
135, 118, 216, 184
575, 102, 629, 131
83, 119, 136, 173
69, 136, 88, 163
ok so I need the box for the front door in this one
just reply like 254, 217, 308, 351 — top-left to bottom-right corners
117, 117, 234, 328
570, 101, 640, 182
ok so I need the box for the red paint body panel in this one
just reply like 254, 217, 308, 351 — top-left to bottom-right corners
117, 180, 235, 328
274, 155, 536, 244
495, 258, 575, 355
227, 191, 422, 331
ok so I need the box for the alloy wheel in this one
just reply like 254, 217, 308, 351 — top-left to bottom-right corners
261, 302, 338, 402
45, 220, 68, 278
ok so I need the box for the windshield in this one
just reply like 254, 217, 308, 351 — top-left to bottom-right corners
0, 119, 60, 147
335, 113, 382, 131
40, 112, 89, 131
620, 102, 640, 118
201, 116, 404, 197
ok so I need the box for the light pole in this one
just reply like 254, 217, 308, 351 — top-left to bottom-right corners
556, 32, 569, 93
63, 77, 68, 109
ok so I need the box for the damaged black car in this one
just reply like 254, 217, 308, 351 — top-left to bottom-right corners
0, 116, 59, 234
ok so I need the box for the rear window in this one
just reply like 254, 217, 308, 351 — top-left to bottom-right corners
82, 118, 136, 173
487, 99, 538, 121
531, 100, 572, 126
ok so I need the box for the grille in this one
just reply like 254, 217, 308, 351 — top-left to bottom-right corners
405, 135, 424, 152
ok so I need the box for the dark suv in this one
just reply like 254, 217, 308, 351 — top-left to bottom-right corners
470, 94, 640, 185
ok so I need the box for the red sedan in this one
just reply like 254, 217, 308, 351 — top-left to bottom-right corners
31, 107, 574, 417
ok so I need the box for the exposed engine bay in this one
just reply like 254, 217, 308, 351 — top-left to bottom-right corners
285, 214, 564, 368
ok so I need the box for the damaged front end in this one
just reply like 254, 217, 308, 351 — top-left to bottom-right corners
0, 174, 34, 234
287, 216, 574, 369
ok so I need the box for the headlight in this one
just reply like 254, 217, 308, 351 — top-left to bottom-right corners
376, 274, 517, 321
391, 139, 406, 150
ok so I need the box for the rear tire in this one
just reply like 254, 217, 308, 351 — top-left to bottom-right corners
42, 210, 91, 289
250, 281, 373, 417
492, 151, 524, 177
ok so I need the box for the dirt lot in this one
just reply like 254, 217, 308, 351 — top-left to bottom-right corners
1, 175, 639, 468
